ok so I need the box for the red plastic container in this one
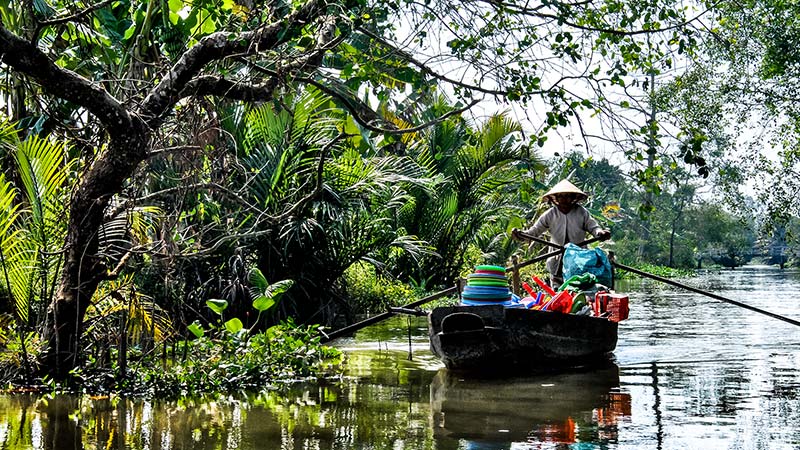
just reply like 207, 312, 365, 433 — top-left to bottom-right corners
596, 292, 629, 322
543, 290, 573, 314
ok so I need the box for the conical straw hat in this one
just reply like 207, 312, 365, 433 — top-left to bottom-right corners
541, 179, 588, 203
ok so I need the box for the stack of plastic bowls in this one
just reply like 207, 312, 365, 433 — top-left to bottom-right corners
460, 265, 512, 306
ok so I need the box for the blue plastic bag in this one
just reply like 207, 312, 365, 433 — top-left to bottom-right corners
561, 243, 613, 288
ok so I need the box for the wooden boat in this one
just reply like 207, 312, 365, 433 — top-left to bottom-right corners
428, 304, 618, 371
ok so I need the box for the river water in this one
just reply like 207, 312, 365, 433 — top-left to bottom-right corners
2, 265, 800, 449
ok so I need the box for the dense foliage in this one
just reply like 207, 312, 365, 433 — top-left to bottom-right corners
0, 0, 798, 392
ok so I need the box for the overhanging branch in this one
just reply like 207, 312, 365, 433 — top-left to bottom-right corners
140, 0, 329, 123
302, 75, 483, 134
0, 25, 133, 134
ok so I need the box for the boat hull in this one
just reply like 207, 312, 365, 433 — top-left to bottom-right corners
428, 305, 618, 371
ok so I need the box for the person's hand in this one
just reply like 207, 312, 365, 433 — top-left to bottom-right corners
597, 229, 611, 240
511, 228, 523, 241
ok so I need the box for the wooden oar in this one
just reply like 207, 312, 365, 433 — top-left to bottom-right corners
508, 234, 604, 271
613, 261, 800, 328
320, 286, 458, 343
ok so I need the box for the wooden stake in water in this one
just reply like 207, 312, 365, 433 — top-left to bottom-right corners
118, 308, 128, 379
407, 316, 413, 361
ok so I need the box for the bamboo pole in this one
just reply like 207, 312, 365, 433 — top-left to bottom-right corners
320, 286, 458, 343
518, 231, 800, 328
511, 255, 521, 295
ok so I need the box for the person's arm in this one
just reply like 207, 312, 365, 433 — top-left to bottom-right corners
582, 207, 611, 239
512, 207, 552, 240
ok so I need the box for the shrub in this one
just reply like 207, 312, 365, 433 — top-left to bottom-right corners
342, 262, 415, 314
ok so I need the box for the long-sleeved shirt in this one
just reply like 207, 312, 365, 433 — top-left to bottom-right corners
523, 205, 604, 246
523, 205, 604, 277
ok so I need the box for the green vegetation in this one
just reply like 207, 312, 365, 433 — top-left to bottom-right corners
615, 264, 696, 280
341, 262, 416, 314
76, 319, 342, 399
0, 0, 799, 395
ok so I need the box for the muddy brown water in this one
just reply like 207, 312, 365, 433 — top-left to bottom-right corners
2, 265, 800, 449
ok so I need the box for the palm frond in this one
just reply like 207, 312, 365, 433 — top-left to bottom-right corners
244, 104, 292, 155
0, 175, 21, 249
0, 120, 19, 153
16, 135, 69, 212
128, 205, 162, 244
291, 88, 340, 140
2, 236, 37, 323
15, 135, 72, 250
99, 204, 162, 259
87, 274, 173, 343
241, 93, 341, 209
382, 109, 420, 145
479, 111, 523, 154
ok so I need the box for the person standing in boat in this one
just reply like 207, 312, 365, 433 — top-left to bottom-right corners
511, 179, 611, 287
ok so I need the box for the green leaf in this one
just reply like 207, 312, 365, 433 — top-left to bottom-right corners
188, 321, 204, 338
168, 0, 183, 13
206, 298, 228, 315
197, 10, 216, 35
122, 23, 136, 41
297, 35, 315, 50
252, 295, 275, 312
224, 318, 243, 333
262, 279, 294, 304
248, 268, 269, 292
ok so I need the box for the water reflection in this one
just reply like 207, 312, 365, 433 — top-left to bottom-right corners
3, 266, 800, 449
430, 364, 631, 449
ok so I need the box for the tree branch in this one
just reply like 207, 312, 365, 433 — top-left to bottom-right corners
140, 0, 329, 123
0, 24, 133, 134
36, 0, 115, 26
135, 182, 264, 216
180, 14, 341, 101
483, 0, 714, 37
302, 75, 483, 134
357, 27, 518, 97
181, 76, 280, 102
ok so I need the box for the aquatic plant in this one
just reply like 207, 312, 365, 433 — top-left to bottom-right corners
615, 263, 695, 279
116, 268, 342, 398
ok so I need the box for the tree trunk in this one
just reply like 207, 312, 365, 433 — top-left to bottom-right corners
2, 0, 329, 378
41, 125, 148, 378
638, 72, 658, 260
668, 223, 676, 268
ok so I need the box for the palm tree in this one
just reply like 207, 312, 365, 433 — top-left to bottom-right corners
0, 127, 74, 375
392, 97, 540, 286
0, 133, 72, 324
0, 123, 164, 374
242, 89, 434, 321
156, 88, 434, 324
